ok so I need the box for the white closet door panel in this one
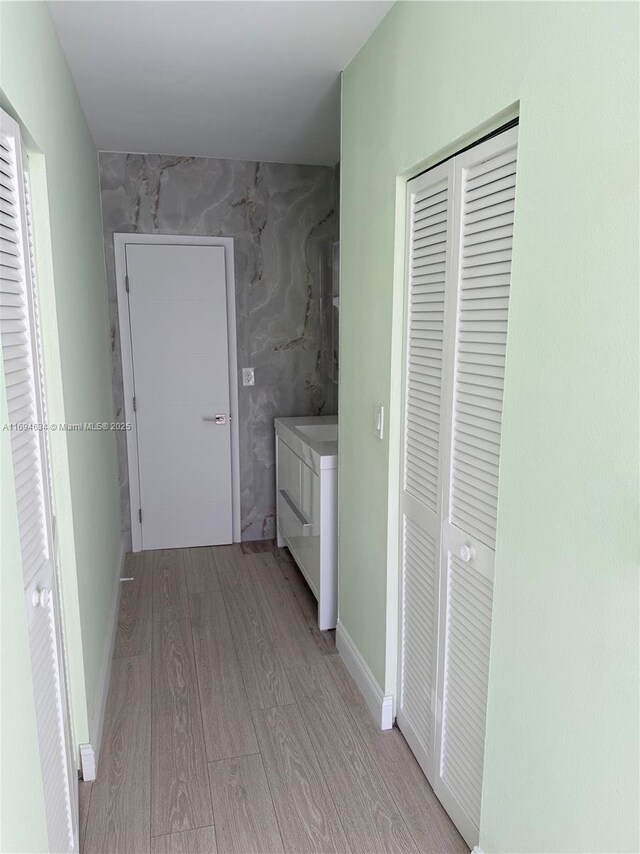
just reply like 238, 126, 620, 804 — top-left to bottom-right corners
26, 567, 76, 853
450, 130, 518, 551
437, 554, 493, 833
398, 160, 454, 781
434, 126, 518, 848
398, 126, 518, 851
0, 113, 77, 853
402, 162, 452, 516
0, 133, 49, 590
399, 516, 438, 764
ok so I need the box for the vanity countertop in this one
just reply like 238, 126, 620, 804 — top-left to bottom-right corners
274, 415, 337, 469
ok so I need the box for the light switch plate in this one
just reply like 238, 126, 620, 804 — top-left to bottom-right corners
374, 402, 384, 440
242, 367, 255, 386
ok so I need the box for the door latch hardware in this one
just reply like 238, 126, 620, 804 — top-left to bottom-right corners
32, 587, 51, 608
459, 544, 476, 563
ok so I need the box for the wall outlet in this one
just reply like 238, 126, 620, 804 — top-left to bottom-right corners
242, 367, 255, 386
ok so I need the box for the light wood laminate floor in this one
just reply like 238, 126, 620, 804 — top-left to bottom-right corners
82, 543, 466, 854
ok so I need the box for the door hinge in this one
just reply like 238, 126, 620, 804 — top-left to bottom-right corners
125, 274, 130, 294
138, 508, 142, 524
133, 395, 137, 412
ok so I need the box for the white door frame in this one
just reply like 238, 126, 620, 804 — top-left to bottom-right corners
114, 233, 241, 550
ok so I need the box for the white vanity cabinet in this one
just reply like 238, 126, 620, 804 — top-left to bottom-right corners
274, 416, 337, 630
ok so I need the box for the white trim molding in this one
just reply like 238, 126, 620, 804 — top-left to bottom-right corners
113, 233, 241, 549
80, 540, 125, 780
336, 621, 393, 730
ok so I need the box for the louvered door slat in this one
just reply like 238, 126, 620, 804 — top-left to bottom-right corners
464, 236, 513, 258
465, 148, 516, 186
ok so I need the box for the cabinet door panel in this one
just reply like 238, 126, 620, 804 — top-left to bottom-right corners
277, 440, 301, 509
298, 462, 321, 595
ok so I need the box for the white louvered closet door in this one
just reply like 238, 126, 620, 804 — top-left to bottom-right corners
397, 159, 454, 782
0, 110, 78, 853
434, 126, 518, 847
399, 126, 518, 850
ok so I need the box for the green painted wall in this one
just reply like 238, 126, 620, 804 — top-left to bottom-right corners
339, 3, 639, 852
1, 373, 49, 853
0, 0, 121, 750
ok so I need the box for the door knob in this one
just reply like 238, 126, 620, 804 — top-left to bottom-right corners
202, 414, 228, 424
32, 587, 50, 608
459, 544, 476, 563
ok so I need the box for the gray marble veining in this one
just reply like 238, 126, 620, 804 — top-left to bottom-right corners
99, 152, 337, 544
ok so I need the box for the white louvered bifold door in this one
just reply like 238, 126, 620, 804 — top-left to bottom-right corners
397, 159, 454, 782
434, 126, 519, 846
0, 109, 78, 854
398, 126, 518, 850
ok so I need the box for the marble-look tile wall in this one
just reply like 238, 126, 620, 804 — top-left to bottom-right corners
99, 153, 337, 544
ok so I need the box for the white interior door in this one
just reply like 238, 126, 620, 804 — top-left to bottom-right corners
125, 243, 233, 550
398, 126, 519, 848
1, 110, 78, 853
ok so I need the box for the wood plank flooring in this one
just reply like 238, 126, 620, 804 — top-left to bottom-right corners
152, 618, 213, 836
78, 781, 92, 853
209, 755, 284, 854
190, 591, 259, 761
83, 542, 466, 853
84, 656, 151, 852
114, 551, 153, 657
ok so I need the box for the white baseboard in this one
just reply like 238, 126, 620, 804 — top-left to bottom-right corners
78, 743, 96, 782
336, 620, 393, 730
80, 539, 125, 781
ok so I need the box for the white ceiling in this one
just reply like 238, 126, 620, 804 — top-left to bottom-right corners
49, 1, 393, 166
